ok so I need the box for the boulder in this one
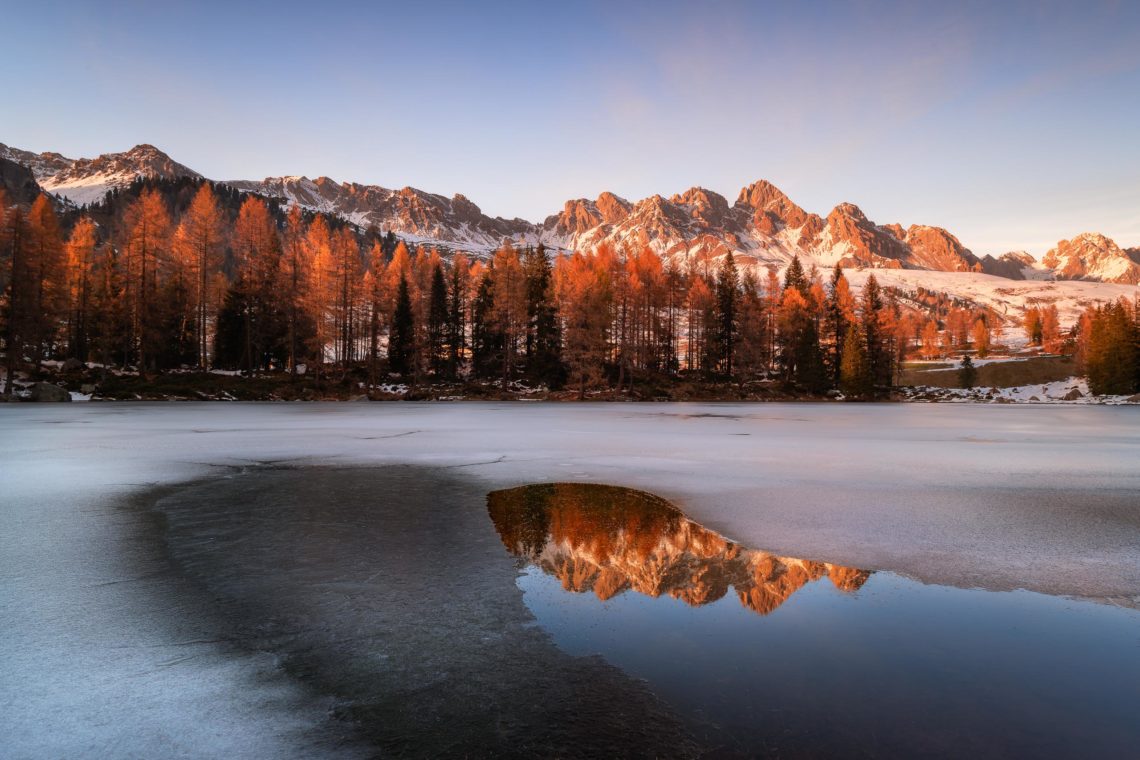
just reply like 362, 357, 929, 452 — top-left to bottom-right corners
29, 382, 71, 402
1061, 388, 1084, 401
61, 357, 84, 372
80, 384, 97, 395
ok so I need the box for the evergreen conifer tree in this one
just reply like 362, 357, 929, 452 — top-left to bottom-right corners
388, 275, 415, 375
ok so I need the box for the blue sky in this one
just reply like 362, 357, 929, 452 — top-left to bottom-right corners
4, 0, 1139, 255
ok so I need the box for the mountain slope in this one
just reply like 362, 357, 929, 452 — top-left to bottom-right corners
0, 156, 42, 205
0, 143, 200, 205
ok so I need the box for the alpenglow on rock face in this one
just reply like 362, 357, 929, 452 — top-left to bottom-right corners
1042, 232, 1140, 284
226, 176, 537, 249
487, 483, 870, 616
3, 140, 1139, 285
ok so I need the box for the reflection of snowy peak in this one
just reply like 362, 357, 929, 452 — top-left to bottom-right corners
488, 483, 870, 617
0, 143, 200, 206
533, 518, 868, 616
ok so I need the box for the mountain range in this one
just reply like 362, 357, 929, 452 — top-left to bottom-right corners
3, 141, 1139, 287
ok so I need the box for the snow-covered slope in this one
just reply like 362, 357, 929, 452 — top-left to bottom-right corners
842, 268, 1139, 327
0, 143, 200, 206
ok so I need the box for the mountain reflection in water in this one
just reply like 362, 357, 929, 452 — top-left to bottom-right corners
487, 483, 869, 616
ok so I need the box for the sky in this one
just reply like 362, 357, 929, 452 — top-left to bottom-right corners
3, 0, 1139, 255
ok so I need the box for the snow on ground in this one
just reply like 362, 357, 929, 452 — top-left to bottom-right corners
842, 267, 1139, 327
908, 376, 1139, 405
2, 403, 1138, 756
40, 172, 128, 206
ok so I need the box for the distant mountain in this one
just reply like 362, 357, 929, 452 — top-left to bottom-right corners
1042, 232, 1140, 285
3, 140, 1138, 288
227, 175, 536, 250
539, 182, 985, 274
0, 143, 199, 206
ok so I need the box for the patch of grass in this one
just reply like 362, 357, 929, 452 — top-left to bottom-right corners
901, 361, 954, 371
899, 355, 1078, 389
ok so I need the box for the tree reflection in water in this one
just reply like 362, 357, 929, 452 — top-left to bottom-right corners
488, 483, 870, 616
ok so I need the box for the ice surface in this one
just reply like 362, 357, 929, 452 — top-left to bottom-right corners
1, 402, 1138, 756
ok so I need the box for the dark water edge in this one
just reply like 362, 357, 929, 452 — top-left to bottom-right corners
142, 466, 700, 758
136, 467, 1140, 759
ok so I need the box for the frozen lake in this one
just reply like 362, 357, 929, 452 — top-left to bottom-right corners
2, 402, 1138, 757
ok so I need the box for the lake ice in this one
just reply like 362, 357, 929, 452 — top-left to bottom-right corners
1, 403, 1138, 757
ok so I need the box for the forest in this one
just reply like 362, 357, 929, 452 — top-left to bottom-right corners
2, 178, 1138, 400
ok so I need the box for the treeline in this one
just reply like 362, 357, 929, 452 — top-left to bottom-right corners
1073, 299, 1140, 395
4, 181, 1004, 400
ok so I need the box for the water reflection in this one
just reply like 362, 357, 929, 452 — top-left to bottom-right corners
488, 483, 1140, 757
488, 483, 870, 617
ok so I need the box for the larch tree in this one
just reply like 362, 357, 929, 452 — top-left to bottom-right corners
121, 188, 171, 372
555, 251, 611, 399
971, 319, 991, 358
330, 226, 362, 367
303, 215, 333, 386
64, 217, 98, 360
364, 239, 388, 389
229, 196, 282, 373
920, 319, 942, 359
735, 268, 767, 382
1040, 305, 1063, 353
175, 183, 224, 367
3, 204, 28, 397
282, 206, 310, 376
824, 265, 856, 384
491, 243, 527, 383
26, 195, 66, 369
1023, 306, 1043, 346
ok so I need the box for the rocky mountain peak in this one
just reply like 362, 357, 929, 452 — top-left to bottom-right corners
670, 187, 732, 228
547, 198, 604, 236
734, 179, 821, 240
903, 225, 981, 272
1042, 232, 1140, 284
5, 139, 1135, 285
2, 142, 202, 205
595, 191, 631, 224
830, 202, 869, 223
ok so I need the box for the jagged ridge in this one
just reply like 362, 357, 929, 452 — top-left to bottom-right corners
3, 140, 1139, 285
